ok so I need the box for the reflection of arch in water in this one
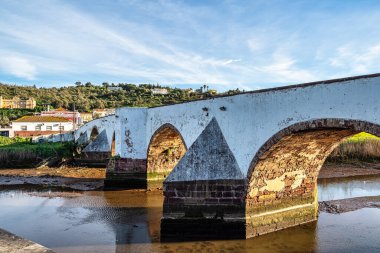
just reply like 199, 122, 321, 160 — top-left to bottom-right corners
147, 124, 187, 190
245, 118, 380, 238
90, 126, 99, 141
60, 190, 163, 251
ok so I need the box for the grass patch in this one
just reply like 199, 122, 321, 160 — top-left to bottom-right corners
0, 137, 73, 168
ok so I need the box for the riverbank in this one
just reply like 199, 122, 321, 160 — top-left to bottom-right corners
320, 195, 380, 214
0, 166, 105, 190
0, 228, 54, 253
319, 162, 380, 179
0, 165, 105, 178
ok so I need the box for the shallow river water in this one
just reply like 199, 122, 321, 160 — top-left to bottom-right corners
1, 176, 380, 253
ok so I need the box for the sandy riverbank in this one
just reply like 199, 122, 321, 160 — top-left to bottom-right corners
0, 228, 54, 253
319, 196, 380, 214
0, 165, 106, 179
0, 166, 106, 190
319, 162, 380, 179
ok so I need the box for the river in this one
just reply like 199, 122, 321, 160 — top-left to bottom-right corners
1, 176, 380, 252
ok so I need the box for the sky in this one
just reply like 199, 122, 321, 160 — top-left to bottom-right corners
1, 0, 380, 91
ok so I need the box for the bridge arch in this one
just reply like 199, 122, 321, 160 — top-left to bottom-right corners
245, 118, 380, 237
147, 123, 187, 190
90, 126, 99, 141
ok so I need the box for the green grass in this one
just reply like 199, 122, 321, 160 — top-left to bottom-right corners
0, 137, 73, 168
0, 136, 29, 146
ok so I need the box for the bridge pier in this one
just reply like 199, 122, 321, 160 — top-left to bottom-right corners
105, 158, 147, 188
161, 179, 246, 241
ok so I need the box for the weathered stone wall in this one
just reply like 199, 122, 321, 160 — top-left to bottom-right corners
147, 125, 186, 189
246, 129, 357, 237
105, 158, 147, 188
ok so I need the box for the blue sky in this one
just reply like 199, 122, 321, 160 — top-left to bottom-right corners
1, 0, 380, 91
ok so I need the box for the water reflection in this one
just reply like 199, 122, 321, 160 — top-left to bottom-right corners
318, 176, 380, 201
0, 177, 379, 252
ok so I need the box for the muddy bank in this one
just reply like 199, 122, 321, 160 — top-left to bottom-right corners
319, 162, 380, 179
0, 166, 105, 190
0, 176, 103, 191
319, 195, 380, 214
0, 165, 106, 179
0, 228, 54, 253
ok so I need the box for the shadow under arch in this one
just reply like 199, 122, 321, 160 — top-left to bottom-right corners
245, 118, 380, 238
147, 123, 187, 190
90, 126, 99, 141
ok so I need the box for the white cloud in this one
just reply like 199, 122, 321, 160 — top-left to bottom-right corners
0, 56, 37, 80
247, 38, 264, 53
258, 53, 316, 83
329, 43, 380, 74
1, 0, 380, 89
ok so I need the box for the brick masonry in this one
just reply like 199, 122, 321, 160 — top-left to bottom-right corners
146, 124, 187, 190
161, 119, 380, 239
105, 158, 147, 188
76, 151, 112, 167
161, 179, 246, 241
245, 118, 380, 237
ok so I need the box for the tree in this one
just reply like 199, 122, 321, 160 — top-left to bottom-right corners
0, 115, 10, 127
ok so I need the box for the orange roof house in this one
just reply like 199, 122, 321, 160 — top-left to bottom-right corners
12, 116, 74, 137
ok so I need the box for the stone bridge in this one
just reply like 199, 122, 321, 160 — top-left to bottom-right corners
74, 73, 380, 240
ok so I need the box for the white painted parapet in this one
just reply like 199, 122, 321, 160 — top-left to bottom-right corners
119, 74, 380, 177
74, 114, 116, 151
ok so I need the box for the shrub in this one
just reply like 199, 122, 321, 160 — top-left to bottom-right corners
328, 132, 380, 163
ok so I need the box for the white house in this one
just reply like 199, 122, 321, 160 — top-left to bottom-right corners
151, 88, 168, 95
108, 86, 123, 91
12, 116, 74, 137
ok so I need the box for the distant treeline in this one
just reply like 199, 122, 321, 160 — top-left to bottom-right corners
0, 109, 36, 127
0, 82, 243, 112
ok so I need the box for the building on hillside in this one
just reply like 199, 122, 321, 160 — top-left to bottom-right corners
108, 86, 123, 91
93, 108, 115, 119
12, 116, 74, 137
151, 88, 168, 95
40, 107, 82, 126
0, 96, 36, 109
80, 112, 93, 123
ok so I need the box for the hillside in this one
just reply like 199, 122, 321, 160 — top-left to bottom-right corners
0, 82, 241, 112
